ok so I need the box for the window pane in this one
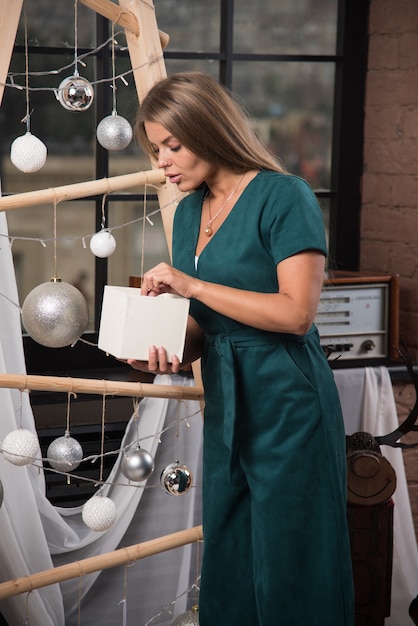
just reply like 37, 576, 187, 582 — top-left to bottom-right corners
233, 61, 335, 189
234, 0, 338, 55
155, 0, 221, 52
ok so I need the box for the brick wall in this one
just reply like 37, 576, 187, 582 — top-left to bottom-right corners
362, 0, 418, 540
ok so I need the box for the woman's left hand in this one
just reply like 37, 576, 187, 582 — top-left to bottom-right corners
141, 263, 198, 299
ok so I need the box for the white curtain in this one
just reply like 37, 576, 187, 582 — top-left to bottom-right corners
334, 366, 418, 624
0, 207, 203, 626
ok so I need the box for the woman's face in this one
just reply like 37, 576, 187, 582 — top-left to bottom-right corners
144, 121, 215, 192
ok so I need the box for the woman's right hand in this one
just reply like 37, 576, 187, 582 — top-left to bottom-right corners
125, 345, 181, 375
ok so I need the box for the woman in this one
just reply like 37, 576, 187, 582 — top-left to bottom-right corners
130, 71, 354, 625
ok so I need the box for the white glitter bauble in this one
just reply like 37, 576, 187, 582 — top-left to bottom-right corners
89, 230, 117, 258
160, 461, 193, 496
21, 278, 89, 348
58, 75, 94, 111
96, 113, 133, 151
82, 495, 117, 531
171, 606, 199, 626
10, 132, 47, 173
47, 434, 83, 471
2, 429, 39, 466
120, 443, 154, 482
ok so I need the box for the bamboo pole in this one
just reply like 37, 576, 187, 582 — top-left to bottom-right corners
79, 0, 170, 48
0, 373, 204, 401
0, 169, 166, 212
0, 524, 203, 600
0, 0, 24, 107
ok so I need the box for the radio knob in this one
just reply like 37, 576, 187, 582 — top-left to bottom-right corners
362, 339, 376, 352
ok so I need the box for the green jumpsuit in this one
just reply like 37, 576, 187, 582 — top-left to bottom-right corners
172, 171, 354, 625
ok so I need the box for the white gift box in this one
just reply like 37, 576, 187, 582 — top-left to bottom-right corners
98, 286, 190, 362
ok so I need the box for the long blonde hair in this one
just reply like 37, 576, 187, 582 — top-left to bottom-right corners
135, 71, 286, 174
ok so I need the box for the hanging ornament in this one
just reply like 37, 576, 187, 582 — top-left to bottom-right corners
2, 428, 39, 466
120, 442, 154, 482
57, 1, 93, 112
10, 131, 47, 173
171, 606, 199, 626
47, 432, 83, 472
90, 229, 117, 258
57, 74, 94, 111
160, 460, 193, 496
96, 112, 132, 151
96, 23, 132, 150
21, 277, 89, 348
82, 494, 117, 531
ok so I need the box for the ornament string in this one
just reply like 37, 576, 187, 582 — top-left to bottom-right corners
73, 0, 80, 77
22, 7, 32, 134
52, 198, 58, 278
24, 590, 32, 625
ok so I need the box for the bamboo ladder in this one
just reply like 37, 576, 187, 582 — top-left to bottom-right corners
0, 0, 204, 600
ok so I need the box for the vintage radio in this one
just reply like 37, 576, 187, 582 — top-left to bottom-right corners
315, 271, 400, 363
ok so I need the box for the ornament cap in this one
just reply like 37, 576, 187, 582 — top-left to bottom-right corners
50, 275, 62, 283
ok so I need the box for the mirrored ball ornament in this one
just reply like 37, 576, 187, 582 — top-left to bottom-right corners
10, 131, 47, 173
58, 75, 94, 111
171, 606, 199, 626
82, 495, 117, 531
160, 461, 193, 496
21, 278, 89, 348
47, 434, 83, 472
120, 443, 154, 482
96, 113, 133, 151
90, 229, 117, 258
2, 428, 40, 466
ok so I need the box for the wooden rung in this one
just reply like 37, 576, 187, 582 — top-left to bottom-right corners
0, 373, 204, 401
0, 168, 166, 212
0, 524, 203, 599
79, 0, 170, 48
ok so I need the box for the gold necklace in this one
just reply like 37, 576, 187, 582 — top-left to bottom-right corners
204, 173, 246, 237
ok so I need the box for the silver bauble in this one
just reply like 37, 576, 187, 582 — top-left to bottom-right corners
58, 75, 94, 111
0, 479, 3, 508
10, 131, 47, 173
47, 433, 83, 471
89, 229, 116, 258
96, 113, 133, 151
120, 443, 154, 482
160, 460, 193, 496
2, 428, 40, 466
82, 495, 117, 531
171, 606, 199, 626
21, 278, 89, 348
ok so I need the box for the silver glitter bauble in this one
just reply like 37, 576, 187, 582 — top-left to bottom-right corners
58, 75, 94, 111
21, 278, 89, 348
47, 433, 83, 471
171, 606, 199, 626
160, 460, 193, 496
2, 429, 39, 466
96, 113, 133, 151
82, 495, 117, 531
89, 229, 116, 258
120, 443, 154, 482
10, 131, 47, 173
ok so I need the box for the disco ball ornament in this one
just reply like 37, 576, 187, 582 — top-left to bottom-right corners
120, 443, 154, 482
171, 606, 199, 626
96, 112, 133, 151
10, 131, 47, 173
89, 229, 116, 258
21, 277, 89, 348
47, 433, 83, 472
160, 460, 192, 496
58, 75, 94, 111
2, 428, 39, 466
82, 495, 117, 531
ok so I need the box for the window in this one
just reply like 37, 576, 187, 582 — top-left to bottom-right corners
1, 0, 368, 378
